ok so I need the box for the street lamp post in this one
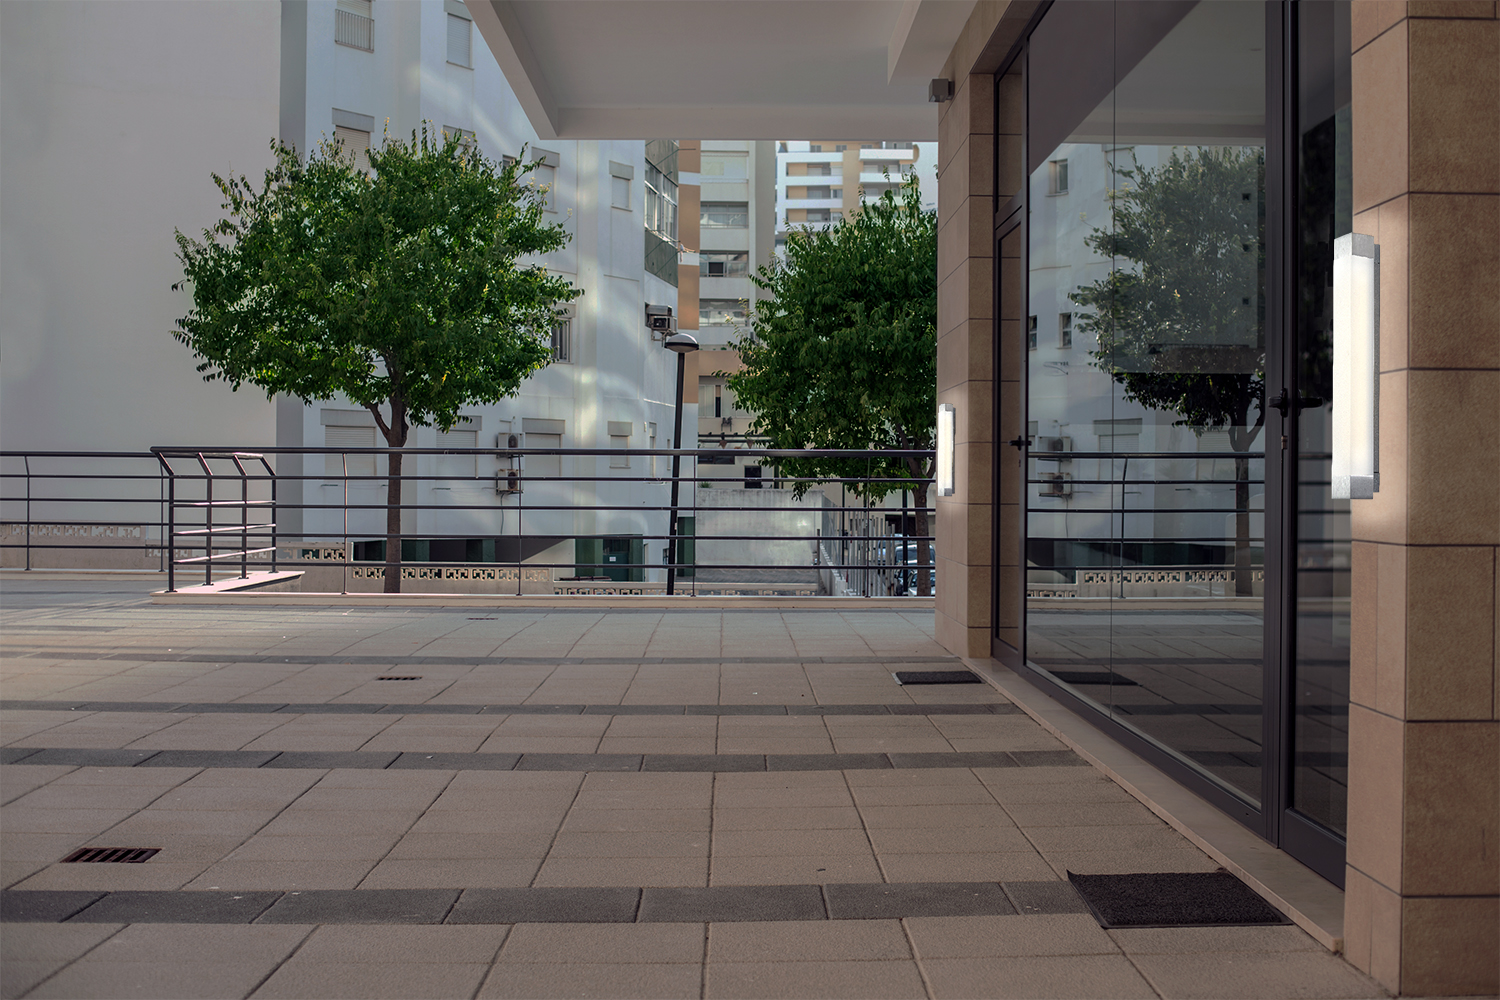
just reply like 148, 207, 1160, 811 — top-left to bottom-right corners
662, 332, 699, 596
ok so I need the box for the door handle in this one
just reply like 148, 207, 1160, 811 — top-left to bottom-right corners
1269, 389, 1323, 416
1008, 436, 1031, 450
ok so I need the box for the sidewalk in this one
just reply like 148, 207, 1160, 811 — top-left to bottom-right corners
0, 578, 1384, 999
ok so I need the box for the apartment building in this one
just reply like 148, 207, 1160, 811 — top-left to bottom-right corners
776, 139, 937, 236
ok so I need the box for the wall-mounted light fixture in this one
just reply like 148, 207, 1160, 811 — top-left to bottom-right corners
929, 79, 954, 103
937, 404, 955, 496
1332, 233, 1380, 500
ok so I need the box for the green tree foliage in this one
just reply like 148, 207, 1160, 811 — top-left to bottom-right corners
1070, 146, 1265, 595
726, 178, 937, 594
173, 125, 579, 592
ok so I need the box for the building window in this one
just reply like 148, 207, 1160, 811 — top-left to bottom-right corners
551, 318, 571, 363
324, 424, 376, 478
832, 188, 842, 199
700, 299, 748, 325
1058, 312, 1073, 349
645, 162, 678, 239
609, 422, 632, 469
805, 186, 832, 199
533, 163, 556, 212
333, 125, 371, 168
1027, 315, 1038, 351
701, 154, 747, 178
335, 0, 373, 51
700, 201, 748, 228
437, 426, 477, 478
834, 144, 847, 152
1048, 158, 1069, 195
809, 144, 822, 153
611, 175, 630, 210
446, 12, 471, 66
442, 125, 476, 151
806, 209, 831, 223
807, 163, 832, 176
700, 251, 748, 277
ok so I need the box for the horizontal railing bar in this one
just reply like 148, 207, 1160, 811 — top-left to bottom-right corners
173, 524, 276, 536
173, 547, 278, 565
176, 500, 275, 508
150, 446, 936, 458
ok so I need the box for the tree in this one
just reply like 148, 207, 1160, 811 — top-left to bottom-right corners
173, 125, 579, 592
1069, 146, 1265, 596
726, 177, 937, 595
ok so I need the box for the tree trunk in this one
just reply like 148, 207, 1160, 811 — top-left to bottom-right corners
1233, 453, 1252, 597
913, 482, 932, 597
385, 448, 403, 594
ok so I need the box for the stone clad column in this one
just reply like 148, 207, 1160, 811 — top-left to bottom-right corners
1343, 3, 1499, 995
934, 70, 996, 658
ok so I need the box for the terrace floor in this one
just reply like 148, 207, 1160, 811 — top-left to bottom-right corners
0, 575, 1384, 999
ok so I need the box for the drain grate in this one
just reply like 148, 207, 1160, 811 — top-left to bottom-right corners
376, 676, 422, 681
62, 847, 159, 864
893, 670, 981, 685
468, 617, 497, 621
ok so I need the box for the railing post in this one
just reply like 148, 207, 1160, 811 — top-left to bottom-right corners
201, 452, 213, 586
342, 452, 349, 596
268, 456, 278, 574
23, 455, 31, 571
233, 455, 248, 580
163, 457, 176, 593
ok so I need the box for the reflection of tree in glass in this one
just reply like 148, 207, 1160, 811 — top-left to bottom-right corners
1070, 147, 1265, 596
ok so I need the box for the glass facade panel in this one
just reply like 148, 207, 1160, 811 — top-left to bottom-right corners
1025, 1, 1268, 804
1292, 0, 1353, 839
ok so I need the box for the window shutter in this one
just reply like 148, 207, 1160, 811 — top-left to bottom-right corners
446, 13, 471, 67
333, 125, 371, 167
325, 425, 376, 478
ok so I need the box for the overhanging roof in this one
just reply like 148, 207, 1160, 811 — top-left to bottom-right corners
467, 1, 978, 140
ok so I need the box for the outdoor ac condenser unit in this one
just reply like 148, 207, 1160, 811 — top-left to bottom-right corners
495, 432, 523, 494
1039, 472, 1073, 497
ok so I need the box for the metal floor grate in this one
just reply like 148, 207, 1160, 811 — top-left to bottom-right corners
62, 847, 160, 864
376, 676, 423, 681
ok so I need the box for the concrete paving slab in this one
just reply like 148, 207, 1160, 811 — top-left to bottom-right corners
69, 889, 281, 924
639, 885, 826, 922
448, 887, 640, 924
255, 888, 460, 924
0, 889, 106, 922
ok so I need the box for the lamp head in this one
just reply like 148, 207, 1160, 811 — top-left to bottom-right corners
663, 332, 700, 355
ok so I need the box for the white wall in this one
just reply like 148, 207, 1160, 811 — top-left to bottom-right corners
0, 0, 282, 451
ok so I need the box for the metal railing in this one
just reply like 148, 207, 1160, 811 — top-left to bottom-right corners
2, 448, 936, 598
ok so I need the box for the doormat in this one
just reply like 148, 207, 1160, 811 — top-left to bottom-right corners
1050, 671, 1138, 686
893, 670, 981, 685
1068, 871, 1289, 928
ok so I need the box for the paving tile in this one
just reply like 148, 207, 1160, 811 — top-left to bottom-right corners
1042, 848, 1221, 875
886, 751, 1015, 769
18, 749, 155, 767
1122, 950, 1384, 999
851, 783, 1001, 807
767, 753, 891, 771
548, 830, 709, 858
0, 889, 106, 922
866, 827, 1030, 854
879, 853, 1059, 883
705, 960, 928, 999
709, 854, 883, 886
387, 832, 555, 860
227, 834, 399, 862
184, 860, 378, 891
1106, 924, 1323, 954
824, 882, 1015, 920
0, 922, 122, 999
859, 804, 1014, 830
263, 750, 400, 769
845, 767, 979, 787
516, 753, 642, 771
448, 887, 640, 924
713, 829, 873, 857
359, 859, 543, 889
920, 954, 1159, 999
707, 918, 910, 961
10, 862, 209, 893
640, 884, 826, 922
70, 890, 281, 924
713, 807, 862, 831
533, 857, 707, 888
905, 913, 1115, 958
642, 754, 765, 772
1003, 880, 1091, 915
499, 921, 706, 963
0, 748, 43, 764
251, 960, 492, 999
388, 752, 519, 770
560, 808, 711, 832
256, 888, 460, 924
478, 962, 701, 1000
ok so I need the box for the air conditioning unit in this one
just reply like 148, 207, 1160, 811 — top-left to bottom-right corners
1039, 472, 1073, 497
706, 260, 726, 277
645, 303, 675, 336
1037, 436, 1073, 454
495, 432, 523, 493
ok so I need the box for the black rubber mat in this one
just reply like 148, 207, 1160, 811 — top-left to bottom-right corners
1068, 871, 1289, 928
1050, 671, 1138, 686
893, 670, 981, 685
